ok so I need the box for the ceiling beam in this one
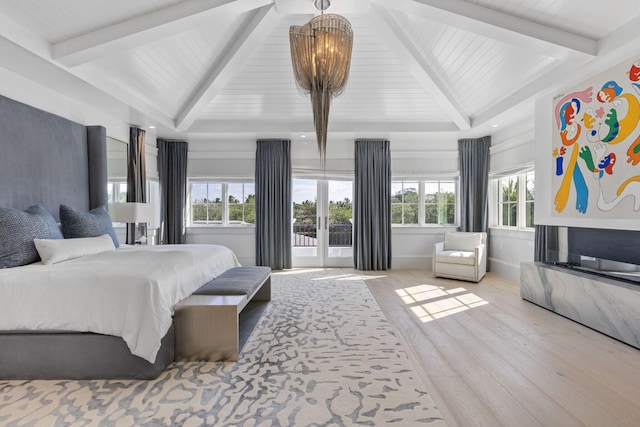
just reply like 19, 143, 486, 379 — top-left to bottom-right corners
53, 0, 274, 67
369, 3, 471, 131
597, 13, 640, 65
0, 36, 175, 129
0, 14, 176, 129
70, 66, 177, 129
372, 0, 597, 61
474, 13, 640, 128
0, 12, 51, 59
174, 4, 280, 131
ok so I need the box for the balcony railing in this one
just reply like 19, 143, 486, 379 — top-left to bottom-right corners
293, 223, 352, 247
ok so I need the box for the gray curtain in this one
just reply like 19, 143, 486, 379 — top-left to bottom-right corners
126, 127, 146, 244
534, 225, 558, 262
157, 139, 188, 245
458, 136, 490, 232
255, 139, 292, 269
354, 139, 392, 270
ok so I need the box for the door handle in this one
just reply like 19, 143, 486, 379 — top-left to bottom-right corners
325, 216, 328, 230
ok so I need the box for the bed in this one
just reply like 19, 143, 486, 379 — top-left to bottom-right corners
0, 94, 238, 379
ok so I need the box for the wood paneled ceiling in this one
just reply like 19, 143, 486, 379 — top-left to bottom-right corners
1, 0, 639, 143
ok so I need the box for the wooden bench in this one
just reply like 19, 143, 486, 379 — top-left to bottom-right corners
173, 266, 271, 362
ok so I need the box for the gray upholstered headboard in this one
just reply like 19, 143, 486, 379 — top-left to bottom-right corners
0, 94, 107, 220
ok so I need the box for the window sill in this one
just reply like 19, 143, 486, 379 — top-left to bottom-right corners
189, 224, 255, 228
392, 225, 458, 235
186, 226, 255, 236
489, 226, 535, 240
391, 224, 458, 228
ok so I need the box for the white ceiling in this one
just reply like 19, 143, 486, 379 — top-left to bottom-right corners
1, 0, 640, 146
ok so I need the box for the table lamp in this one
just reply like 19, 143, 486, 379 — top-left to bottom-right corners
109, 202, 156, 245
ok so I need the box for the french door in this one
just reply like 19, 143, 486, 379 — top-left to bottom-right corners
292, 178, 353, 267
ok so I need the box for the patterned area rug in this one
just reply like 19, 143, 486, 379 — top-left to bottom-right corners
0, 269, 446, 426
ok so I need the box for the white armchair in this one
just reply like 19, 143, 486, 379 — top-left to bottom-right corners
433, 232, 487, 282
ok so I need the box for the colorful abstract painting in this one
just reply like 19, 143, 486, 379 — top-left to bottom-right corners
552, 56, 640, 219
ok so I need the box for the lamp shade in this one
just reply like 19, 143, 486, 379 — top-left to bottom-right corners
108, 202, 155, 224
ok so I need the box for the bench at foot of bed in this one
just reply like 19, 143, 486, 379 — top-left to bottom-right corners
174, 266, 271, 362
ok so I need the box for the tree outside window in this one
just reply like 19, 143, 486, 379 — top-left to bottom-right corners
496, 172, 534, 229
499, 177, 518, 227
391, 182, 419, 225
228, 183, 255, 224
192, 182, 222, 224
425, 181, 456, 225
190, 182, 254, 226
328, 198, 352, 225
391, 180, 457, 226
525, 172, 535, 228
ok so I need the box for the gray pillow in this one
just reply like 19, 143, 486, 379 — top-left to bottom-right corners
60, 204, 120, 248
0, 204, 63, 268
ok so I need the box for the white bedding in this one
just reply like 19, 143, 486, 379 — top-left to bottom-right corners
0, 244, 240, 363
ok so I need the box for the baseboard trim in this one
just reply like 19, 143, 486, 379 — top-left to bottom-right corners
392, 256, 431, 270
489, 258, 520, 282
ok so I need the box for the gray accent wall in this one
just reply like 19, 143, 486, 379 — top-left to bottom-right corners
0, 94, 104, 220
568, 227, 640, 265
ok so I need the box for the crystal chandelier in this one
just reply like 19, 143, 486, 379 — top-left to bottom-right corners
289, 0, 353, 161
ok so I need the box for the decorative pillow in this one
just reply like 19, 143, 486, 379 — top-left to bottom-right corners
444, 232, 483, 252
34, 234, 115, 265
0, 204, 63, 268
60, 204, 120, 247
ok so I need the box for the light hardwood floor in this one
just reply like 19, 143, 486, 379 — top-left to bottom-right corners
360, 269, 640, 427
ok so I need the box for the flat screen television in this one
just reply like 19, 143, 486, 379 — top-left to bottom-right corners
546, 250, 640, 286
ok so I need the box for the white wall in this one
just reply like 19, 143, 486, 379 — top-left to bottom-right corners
487, 122, 536, 282
392, 226, 458, 269
489, 227, 534, 282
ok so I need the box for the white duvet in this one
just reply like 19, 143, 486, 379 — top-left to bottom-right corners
0, 244, 240, 363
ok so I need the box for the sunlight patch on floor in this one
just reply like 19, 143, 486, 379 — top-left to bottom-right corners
396, 284, 488, 322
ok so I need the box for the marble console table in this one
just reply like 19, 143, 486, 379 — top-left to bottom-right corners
520, 262, 640, 349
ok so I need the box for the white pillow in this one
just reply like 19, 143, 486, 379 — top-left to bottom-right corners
444, 232, 483, 252
34, 234, 115, 265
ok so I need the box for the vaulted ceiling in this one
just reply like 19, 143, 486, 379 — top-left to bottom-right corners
1, 0, 640, 146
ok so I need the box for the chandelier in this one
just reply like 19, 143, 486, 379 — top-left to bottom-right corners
289, 0, 353, 161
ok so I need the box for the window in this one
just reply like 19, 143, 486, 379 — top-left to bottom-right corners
525, 171, 535, 228
189, 181, 255, 226
498, 176, 518, 227
392, 181, 419, 225
107, 181, 127, 204
228, 182, 255, 224
192, 182, 222, 224
147, 179, 160, 204
496, 171, 534, 229
392, 180, 457, 226
425, 181, 456, 225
